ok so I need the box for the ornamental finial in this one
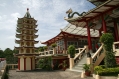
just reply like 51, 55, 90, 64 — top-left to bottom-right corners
27, 8, 29, 11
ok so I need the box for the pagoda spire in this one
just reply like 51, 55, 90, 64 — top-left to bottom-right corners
24, 8, 31, 18
27, 8, 29, 11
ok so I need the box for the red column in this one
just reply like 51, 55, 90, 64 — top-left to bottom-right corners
31, 57, 32, 70
86, 22, 92, 52
24, 58, 26, 70
99, 29, 102, 37
64, 38, 67, 50
114, 21, 119, 41
101, 15, 107, 33
18, 58, 20, 70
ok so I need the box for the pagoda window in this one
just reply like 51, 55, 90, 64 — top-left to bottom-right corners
31, 42, 34, 46
26, 36, 30, 39
21, 49, 23, 53
26, 42, 30, 46
26, 48, 30, 53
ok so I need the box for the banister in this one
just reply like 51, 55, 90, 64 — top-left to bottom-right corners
92, 44, 103, 59
74, 47, 86, 60
113, 41, 119, 44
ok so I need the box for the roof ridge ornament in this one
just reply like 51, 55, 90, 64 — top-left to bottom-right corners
66, 8, 86, 18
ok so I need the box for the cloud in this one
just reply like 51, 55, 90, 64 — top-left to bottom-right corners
0, 0, 95, 50
0, 3, 6, 7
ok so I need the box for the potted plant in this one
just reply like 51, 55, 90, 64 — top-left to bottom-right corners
68, 45, 75, 58
51, 43, 57, 48
43, 46, 48, 51
58, 60, 67, 71
83, 64, 91, 76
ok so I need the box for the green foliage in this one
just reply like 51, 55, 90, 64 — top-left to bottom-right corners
38, 56, 52, 71
58, 60, 67, 68
83, 64, 91, 72
39, 47, 44, 52
43, 46, 48, 50
3, 48, 18, 64
51, 43, 57, 48
105, 51, 117, 68
94, 66, 103, 74
100, 33, 116, 68
94, 66, 119, 76
100, 33, 114, 51
0, 50, 5, 58
68, 45, 75, 58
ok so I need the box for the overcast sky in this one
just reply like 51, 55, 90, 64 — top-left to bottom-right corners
0, 0, 95, 50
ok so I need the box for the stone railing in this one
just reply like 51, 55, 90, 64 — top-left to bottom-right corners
113, 41, 119, 56
92, 44, 104, 66
7, 64, 18, 70
0, 63, 18, 79
74, 46, 88, 65
39, 49, 54, 56
0, 60, 6, 79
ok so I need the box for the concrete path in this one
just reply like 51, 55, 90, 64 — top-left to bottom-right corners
9, 70, 94, 79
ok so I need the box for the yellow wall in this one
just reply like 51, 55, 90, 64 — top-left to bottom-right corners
20, 57, 24, 70
32, 57, 35, 70
26, 57, 31, 70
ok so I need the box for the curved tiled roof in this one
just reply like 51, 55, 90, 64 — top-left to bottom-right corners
41, 24, 99, 45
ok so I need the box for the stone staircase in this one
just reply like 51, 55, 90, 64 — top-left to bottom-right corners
67, 53, 94, 72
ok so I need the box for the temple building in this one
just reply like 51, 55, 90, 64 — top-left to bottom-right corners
64, 0, 119, 52
40, 0, 119, 71
15, 9, 39, 71
41, 24, 100, 53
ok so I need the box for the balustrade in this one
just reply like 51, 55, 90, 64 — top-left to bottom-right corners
74, 46, 87, 65
7, 64, 18, 70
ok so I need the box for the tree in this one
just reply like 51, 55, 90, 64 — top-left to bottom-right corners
39, 46, 44, 52
0, 49, 5, 58
100, 33, 116, 68
4, 48, 17, 64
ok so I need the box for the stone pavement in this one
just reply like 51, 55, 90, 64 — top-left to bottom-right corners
9, 70, 94, 79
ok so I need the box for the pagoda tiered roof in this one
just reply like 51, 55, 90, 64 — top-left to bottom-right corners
16, 34, 38, 38
15, 47, 39, 50
15, 40, 39, 44
16, 28, 38, 33
64, 0, 119, 28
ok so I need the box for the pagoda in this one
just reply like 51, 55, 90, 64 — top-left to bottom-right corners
15, 8, 39, 71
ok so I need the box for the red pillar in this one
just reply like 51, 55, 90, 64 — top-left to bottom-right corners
64, 38, 67, 50
114, 21, 119, 42
24, 58, 26, 70
99, 29, 102, 37
101, 15, 107, 33
86, 22, 92, 52
31, 57, 32, 70
18, 58, 20, 70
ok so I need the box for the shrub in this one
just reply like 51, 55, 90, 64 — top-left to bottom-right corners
68, 45, 75, 58
100, 33, 116, 68
94, 66, 103, 74
94, 66, 119, 76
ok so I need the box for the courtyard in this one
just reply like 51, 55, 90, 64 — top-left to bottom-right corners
9, 70, 93, 79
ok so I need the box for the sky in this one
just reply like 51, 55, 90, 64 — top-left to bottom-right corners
0, 0, 95, 50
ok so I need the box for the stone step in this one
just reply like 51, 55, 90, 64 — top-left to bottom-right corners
66, 68, 83, 72
73, 66, 83, 70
